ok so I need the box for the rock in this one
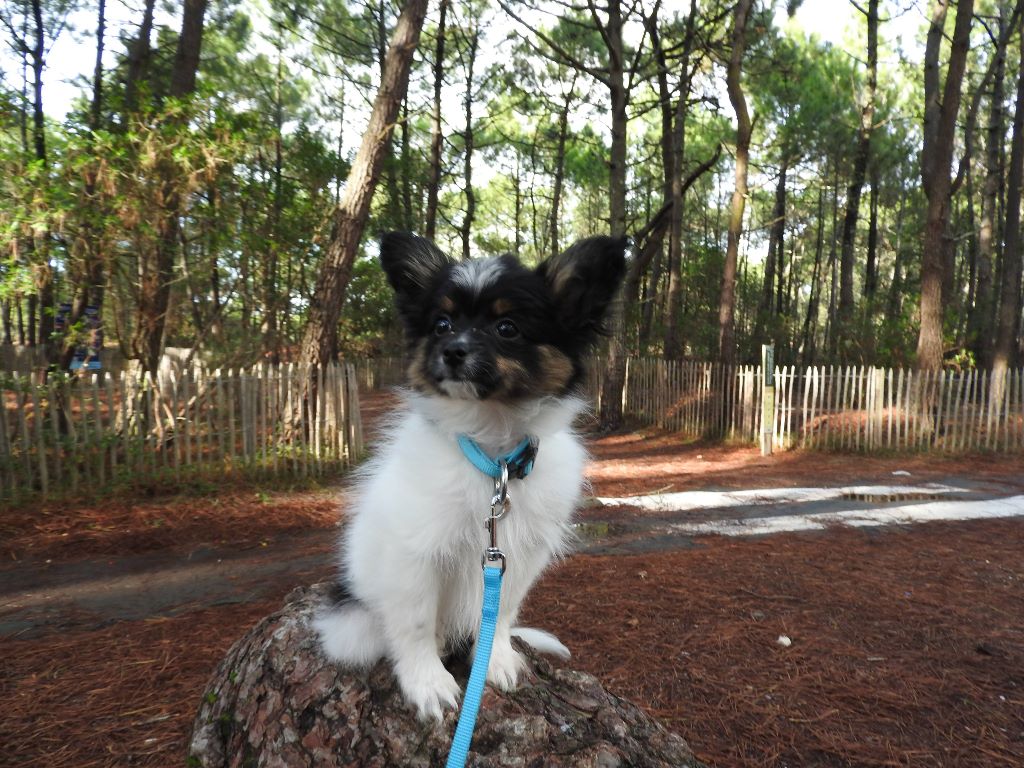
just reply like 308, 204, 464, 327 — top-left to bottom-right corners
188, 583, 706, 767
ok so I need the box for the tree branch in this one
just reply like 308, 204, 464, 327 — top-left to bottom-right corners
496, 0, 610, 85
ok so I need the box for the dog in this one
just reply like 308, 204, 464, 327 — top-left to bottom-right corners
314, 231, 626, 720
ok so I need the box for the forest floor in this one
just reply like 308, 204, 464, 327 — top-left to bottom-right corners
2, 392, 1024, 767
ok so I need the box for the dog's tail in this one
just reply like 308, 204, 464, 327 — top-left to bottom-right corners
511, 627, 571, 659
313, 602, 387, 667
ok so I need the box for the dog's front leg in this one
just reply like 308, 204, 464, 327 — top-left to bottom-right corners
481, 575, 530, 692
381, 585, 462, 721
485, 616, 526, 692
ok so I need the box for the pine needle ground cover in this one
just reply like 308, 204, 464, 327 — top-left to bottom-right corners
2, 416, 1022, 767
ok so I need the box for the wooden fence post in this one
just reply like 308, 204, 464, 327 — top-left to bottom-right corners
760, 345, 774, 456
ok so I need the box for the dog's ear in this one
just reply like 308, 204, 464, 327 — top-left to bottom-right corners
379, 232, 453, 310
537, 236, 628, 337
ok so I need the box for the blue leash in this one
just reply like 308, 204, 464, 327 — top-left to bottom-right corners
445, 564, 504, 768
445, 440, 535, 767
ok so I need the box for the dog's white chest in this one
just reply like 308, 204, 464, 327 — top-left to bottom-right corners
341, 398, 588, 641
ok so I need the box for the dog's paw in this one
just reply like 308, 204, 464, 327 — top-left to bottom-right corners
486, 642, 526, 692
398, 663, 462, 721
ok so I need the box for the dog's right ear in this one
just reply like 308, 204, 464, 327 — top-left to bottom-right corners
379, 232, 453, 310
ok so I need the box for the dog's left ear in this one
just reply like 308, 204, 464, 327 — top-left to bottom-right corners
537, 236, 628, 337
379, 232, 453, 318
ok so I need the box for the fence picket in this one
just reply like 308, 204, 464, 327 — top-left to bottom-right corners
936, 370, 949, 452
0, 379, 14, 494
7, 357, 1024, 504
1017, 368, 1023, 450
975, 370, 988, 452
90, 376, 104, 485
958, 370, 970, 451
72, 380, 88, 489
213, 370, 223, 468
258, 364, 268, 472
15, 384, 31, 488
1003, 369, 1014, 451
826, 365, 836, 449
986, 372, 997, 451
46, 381, 61, 490
1014, 369, 1022, 450
30, 387, 48, 496
271, 365, 282, 474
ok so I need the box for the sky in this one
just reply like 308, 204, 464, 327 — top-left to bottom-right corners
10, 0, 928, 122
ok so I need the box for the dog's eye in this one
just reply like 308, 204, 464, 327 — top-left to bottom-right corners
495, 319, 519, 339
433, 316, 452, 335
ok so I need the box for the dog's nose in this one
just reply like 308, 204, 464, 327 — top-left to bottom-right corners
442, 340, 469, 367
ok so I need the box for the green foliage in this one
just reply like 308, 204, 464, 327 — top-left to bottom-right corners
338, 252, 400, 356
0, 0, 1005, 371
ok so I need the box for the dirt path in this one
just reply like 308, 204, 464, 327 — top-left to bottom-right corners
4, 465, 1023, 639
0, 530, 336, 639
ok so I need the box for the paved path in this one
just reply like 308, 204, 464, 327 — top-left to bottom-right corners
577, 475, 1024, 554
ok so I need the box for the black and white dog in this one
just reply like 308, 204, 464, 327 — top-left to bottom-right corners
315, 232, 626, 720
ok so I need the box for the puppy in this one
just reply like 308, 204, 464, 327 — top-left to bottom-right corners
315, 231, 626, 720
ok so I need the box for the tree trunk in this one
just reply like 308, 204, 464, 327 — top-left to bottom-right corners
168, 0, 206, 99
640, 242, 664, 351
60, 0, 107, 371
776, 178, 790, 319
549, 76, 576, 257
28, 0, 54, 360
131, 0, 209, 374
15, 301, 25, 345
825, 162, 841, 358
836, 0, 879, 359
424, 0, 448, 241
597, 0, 630, 431
800, 185, 826, 366
187, 583, 706, 768
970, 4, 1008, 369
400, 96, 414, 229
262, 36, 284, 364
26, 295, 37, 347
299, 0, 429, 367
29, 0, 45, 164
662, 0, 698, 360
1, 301, 11, 345
855, 171, 880, 359
717, 0, 754, 367
513, 154, 523, 257
885, 191, 908, 330
14, 16, 32, 353
917, 0, 974, 370
459, 27, 479, 262
757, 158, 787, 348
646, 4, 675, 356
993, 12, 1024, 378
865, 169, 879, 302
375, 1, 403, 226
123, 0, 155, 115
495, 0, 633, 427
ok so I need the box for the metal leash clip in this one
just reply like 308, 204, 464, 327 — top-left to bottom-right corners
483, 460, 509, 574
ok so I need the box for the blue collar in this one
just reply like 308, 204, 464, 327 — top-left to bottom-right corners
457, 434, 539, 480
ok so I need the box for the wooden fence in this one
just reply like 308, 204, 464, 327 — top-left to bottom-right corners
604, 358, 1024, 452
353, 356, 408, 391
0, 362, 363, 503
357, 356, 1024, 454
